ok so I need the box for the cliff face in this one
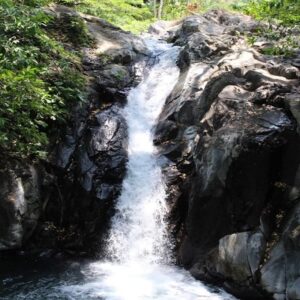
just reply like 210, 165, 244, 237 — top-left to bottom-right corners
153, 10, 300, 300
0, 5, 147, 254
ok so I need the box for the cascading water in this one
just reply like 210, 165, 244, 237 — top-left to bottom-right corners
0, 39, 236, 300
105, 39, 179, 265
59, 40, 236, 300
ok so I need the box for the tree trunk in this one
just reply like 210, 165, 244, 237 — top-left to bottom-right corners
153, 0, 157, 18
158, 0, 164, 19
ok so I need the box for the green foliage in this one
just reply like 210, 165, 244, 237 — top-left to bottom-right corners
47, 14, 94, 47
0, 0, 86, 157
98, 53, 113, 65
73, 0, 154, 33
156, 0, 241, 20
260, 36, 298, 57
161, 0, 188, 20
152, 0, 300, 25
242, 0, 300, 25
245, 24, 299, 58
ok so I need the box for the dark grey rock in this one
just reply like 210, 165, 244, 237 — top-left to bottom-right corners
287, 278, 300, 300
261, 203, 300, 298
0, 162, 41, 250
154, 9, 300, 300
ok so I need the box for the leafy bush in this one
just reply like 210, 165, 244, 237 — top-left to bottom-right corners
73, 0, 154, 33
0, 0, 86, 157
242, 0, 300, 25
243, 1, 299, 58
157, 0, 241, 20
47, 14, 94, 47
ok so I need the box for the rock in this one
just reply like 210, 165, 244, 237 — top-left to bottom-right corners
84, 15, 147, 65
55, 133, 77, 169
260, 252, 286, 294
261, 203, 300, 298
196, 230, 266, 284
268, 64, 299, 79
40, 103, 129, 252
285, 94, 300, 134
248, 231, 267, 275
287, 278, 300, 300
148, 20, 181, 40
86, 105, 128, 185
154, 9, 300, 299
0, 162, 41, 250
95, 64, 132, 102
181, 15, 225, 36
217, 232, 256, 282
46, 4, 147, 66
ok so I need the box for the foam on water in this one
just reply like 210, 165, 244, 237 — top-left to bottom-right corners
59, 39, 236, 300
105, 39, 180, 265
60, 262, 234, 300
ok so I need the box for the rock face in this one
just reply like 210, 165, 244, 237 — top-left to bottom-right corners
260, 203, 300, 300
0, 161, 41, 250
154, 10, 300, 300
0, 5, 146, 254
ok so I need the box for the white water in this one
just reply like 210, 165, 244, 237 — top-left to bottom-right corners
105, 40, 179, 265
60, 40, 235, 300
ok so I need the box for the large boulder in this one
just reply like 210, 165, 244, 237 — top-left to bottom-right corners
155, 10, 300, 299
0, 161, 41, 250
261, 203, 300, 299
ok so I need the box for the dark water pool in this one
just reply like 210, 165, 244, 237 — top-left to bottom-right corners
0, 254, 88, 299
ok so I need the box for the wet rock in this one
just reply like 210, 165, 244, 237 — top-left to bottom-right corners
268, 64, 299, 80
285, 94, 300, 133
212, 231, 266, 282
85, 105, 128, 184
94, 64, 132, 102
261, 203, 300, 298
0, 161, 41, 250
287, 278, 300, 300
154, 9, 300, 299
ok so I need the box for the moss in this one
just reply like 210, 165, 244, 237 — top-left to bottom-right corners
98, 53, 113, 66
114, 69, 127, 81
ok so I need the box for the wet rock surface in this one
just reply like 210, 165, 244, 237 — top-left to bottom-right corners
0, 5, 146, 255
154, 10, 300, 300
0, 161, 41, 250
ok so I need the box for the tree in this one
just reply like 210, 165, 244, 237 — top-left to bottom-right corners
158, 0, 164, 19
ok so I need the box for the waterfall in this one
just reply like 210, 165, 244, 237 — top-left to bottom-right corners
60, 39, 236, 300
105, 39, 179, 265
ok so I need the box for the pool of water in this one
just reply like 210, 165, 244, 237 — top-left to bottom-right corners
0, 256, 236, 300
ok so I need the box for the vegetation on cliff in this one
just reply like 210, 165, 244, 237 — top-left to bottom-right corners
0, 0, 88, 157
